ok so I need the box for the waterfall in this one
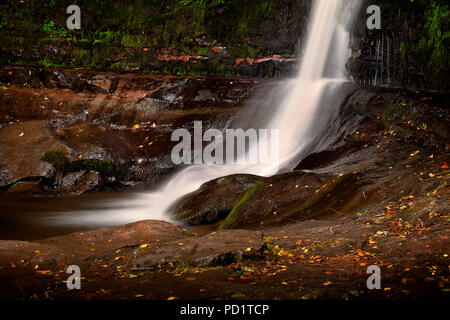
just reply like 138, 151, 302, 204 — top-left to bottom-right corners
49, 0, 361, 227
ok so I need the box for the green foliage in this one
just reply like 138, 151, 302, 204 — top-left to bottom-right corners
418, 2, 449, 78
39, 58, 53, 67
39, 150, 70, 172
93, 31, 115, 44
40, 151, 122, 177
219, 183, 261, 230
42, 20, 67, 39
84, 160, 122, 177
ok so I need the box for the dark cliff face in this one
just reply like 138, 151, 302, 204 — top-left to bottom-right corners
0, 0, 311, 78
0, 0, 448, 90
349, 0, 449, 91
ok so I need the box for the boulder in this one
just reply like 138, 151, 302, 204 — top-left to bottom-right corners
172, 174, 263, 225
60, 170, 86, 188
38, 220, 189, 258
171, 170, 358, 230
0, 121, 68, 187
220, 172, 354, 229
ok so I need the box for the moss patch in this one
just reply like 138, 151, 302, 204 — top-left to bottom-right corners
84, 159, 123, 177
219, 183, 261, 230
39, 150, 70, 172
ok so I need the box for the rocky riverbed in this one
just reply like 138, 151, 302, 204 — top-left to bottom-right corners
0, 66, 448, 300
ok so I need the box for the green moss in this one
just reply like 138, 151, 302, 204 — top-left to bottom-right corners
40, 151, 123, 177
84, 159, 122, 177
93, 31, 116, 45
218, 183, 261, 230
416, 2, 449, 83
121, 34, 146, 47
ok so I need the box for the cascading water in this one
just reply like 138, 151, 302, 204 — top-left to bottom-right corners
48, 0, 361, 228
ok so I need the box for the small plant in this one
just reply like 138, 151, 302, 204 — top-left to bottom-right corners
93, 31, 115, 44
39, 150, 70, 172
39, 58, 53, 68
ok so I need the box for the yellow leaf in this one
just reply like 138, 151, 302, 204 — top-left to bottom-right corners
167, 296, 176, 300
135, 294, 144, 298
140, 244, 149, 248
37, 270, 51, 274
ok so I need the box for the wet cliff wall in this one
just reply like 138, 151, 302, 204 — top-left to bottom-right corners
0, 0, 448, 90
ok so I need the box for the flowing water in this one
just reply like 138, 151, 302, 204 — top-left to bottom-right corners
1, 0, 361, 239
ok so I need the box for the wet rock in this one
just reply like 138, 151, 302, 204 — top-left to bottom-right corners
172, 174, 263, 226
38, 69, 77, 89
127, 158, 177, 184
219, 172, 352, 229
172, 169, 362, 230
71, 77, 109, 94
62, 171, 103, 195
0, 121, 67, 187
57, 123, 135, 164
233, 55, 296, 78
60, 170, 86, 188
132, 229, 262, 269
7, 181, 45, 195
194, 89, 219, 102
89, 75, 117, 93
0, 220, 189, 264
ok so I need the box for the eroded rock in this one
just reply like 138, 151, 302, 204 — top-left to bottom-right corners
0, 120, 67, 187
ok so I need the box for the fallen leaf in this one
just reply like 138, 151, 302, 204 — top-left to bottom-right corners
37, 270, 51, 274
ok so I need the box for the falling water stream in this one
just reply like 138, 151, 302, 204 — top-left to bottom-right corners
1, 0, 361, 239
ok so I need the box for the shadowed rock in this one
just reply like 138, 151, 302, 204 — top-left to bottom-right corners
172, 174, 263, 225
132, 229, 263, 269
0, 120, 67, 187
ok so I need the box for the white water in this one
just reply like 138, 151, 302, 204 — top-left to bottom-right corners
46, 0, 360, 228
